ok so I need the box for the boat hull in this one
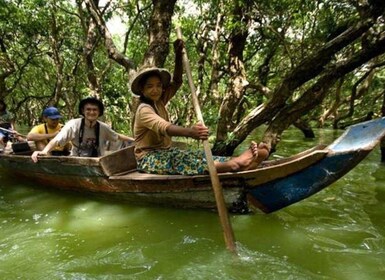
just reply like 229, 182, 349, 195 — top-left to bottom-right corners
0, 117, 384, 213
247, 150, 370, 213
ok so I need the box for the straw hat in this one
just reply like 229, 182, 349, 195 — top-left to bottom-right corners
130, 66, 171, 96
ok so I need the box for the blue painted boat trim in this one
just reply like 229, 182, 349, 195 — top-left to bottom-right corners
246, 118, 385, 213
328, 117, 385, 152
247, 152, 366, 212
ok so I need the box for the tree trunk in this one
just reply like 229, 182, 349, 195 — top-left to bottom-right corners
215, 1, 250, 150
205, 11, 223, 104
0, 38, 15, 99
83, 10, 101, 96
334, 67, 375, 128
293, 119, 315, 138
142, 0, 177, 66
264, 35, 385, 150
49, 2, 65, 105
319, 78, 343, 128
213, 5, 385, 155
85, 0, 135, 72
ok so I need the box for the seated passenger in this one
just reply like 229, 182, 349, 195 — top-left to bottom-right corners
27, 107, 70, 155
31, 97, 134, 162
0, 100, 23, 147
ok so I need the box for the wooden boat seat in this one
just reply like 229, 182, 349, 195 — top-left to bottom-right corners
99, 146, 137, 176
99, 141, 189, 176
109, 146, 330, 186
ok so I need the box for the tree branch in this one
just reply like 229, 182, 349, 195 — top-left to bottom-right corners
85, 0, 135, 71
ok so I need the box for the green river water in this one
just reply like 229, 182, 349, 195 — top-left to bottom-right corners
0, 128, 384, 279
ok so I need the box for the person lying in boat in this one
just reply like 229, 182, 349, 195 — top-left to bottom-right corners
131, 66, 270, 175
31, 97, 134, 162
27, 106, 70, 155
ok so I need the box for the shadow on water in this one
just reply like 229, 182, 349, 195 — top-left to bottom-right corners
0, 127, 385, 279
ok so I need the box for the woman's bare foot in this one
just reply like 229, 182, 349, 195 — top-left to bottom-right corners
226, 141, 259, 171
214, 141, 270, 173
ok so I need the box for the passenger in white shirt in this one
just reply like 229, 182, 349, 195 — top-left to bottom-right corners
31, 97, 133, 162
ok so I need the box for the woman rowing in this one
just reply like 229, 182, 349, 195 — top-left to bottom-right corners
131, 61, 269, 175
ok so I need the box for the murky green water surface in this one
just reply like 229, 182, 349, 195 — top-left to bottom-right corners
1, 128, 385, 279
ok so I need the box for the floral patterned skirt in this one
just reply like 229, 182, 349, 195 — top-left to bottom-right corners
137, 147, 228, 175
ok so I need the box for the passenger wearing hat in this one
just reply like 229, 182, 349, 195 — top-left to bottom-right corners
132, 43, 270, 175
31, 97, 133, 162
27, 106, 70, 153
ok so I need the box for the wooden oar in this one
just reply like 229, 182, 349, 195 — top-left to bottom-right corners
176, 27, 237, 254
0, 127, 27, 138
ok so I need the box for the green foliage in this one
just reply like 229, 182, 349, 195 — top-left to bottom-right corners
1, 0, 384, 141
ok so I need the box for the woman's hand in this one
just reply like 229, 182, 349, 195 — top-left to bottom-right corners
167, 123, 208, 140
173, 39, 185, 55
190, 123, 209, 141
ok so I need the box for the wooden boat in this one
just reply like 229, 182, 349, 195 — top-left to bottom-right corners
0, 117, 384, 213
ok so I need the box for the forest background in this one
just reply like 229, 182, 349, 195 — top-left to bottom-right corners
1, 0, 385, 155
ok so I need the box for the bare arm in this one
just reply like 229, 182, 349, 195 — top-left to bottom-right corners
9, 120, 22, 138
166, 123, 209, 141
27, 131, 59, 141
31, 138, 59, 163
10, 120, 15, 130
172, 39, 184, 86
117, 133, 134, 142
161, 39, 184, 104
